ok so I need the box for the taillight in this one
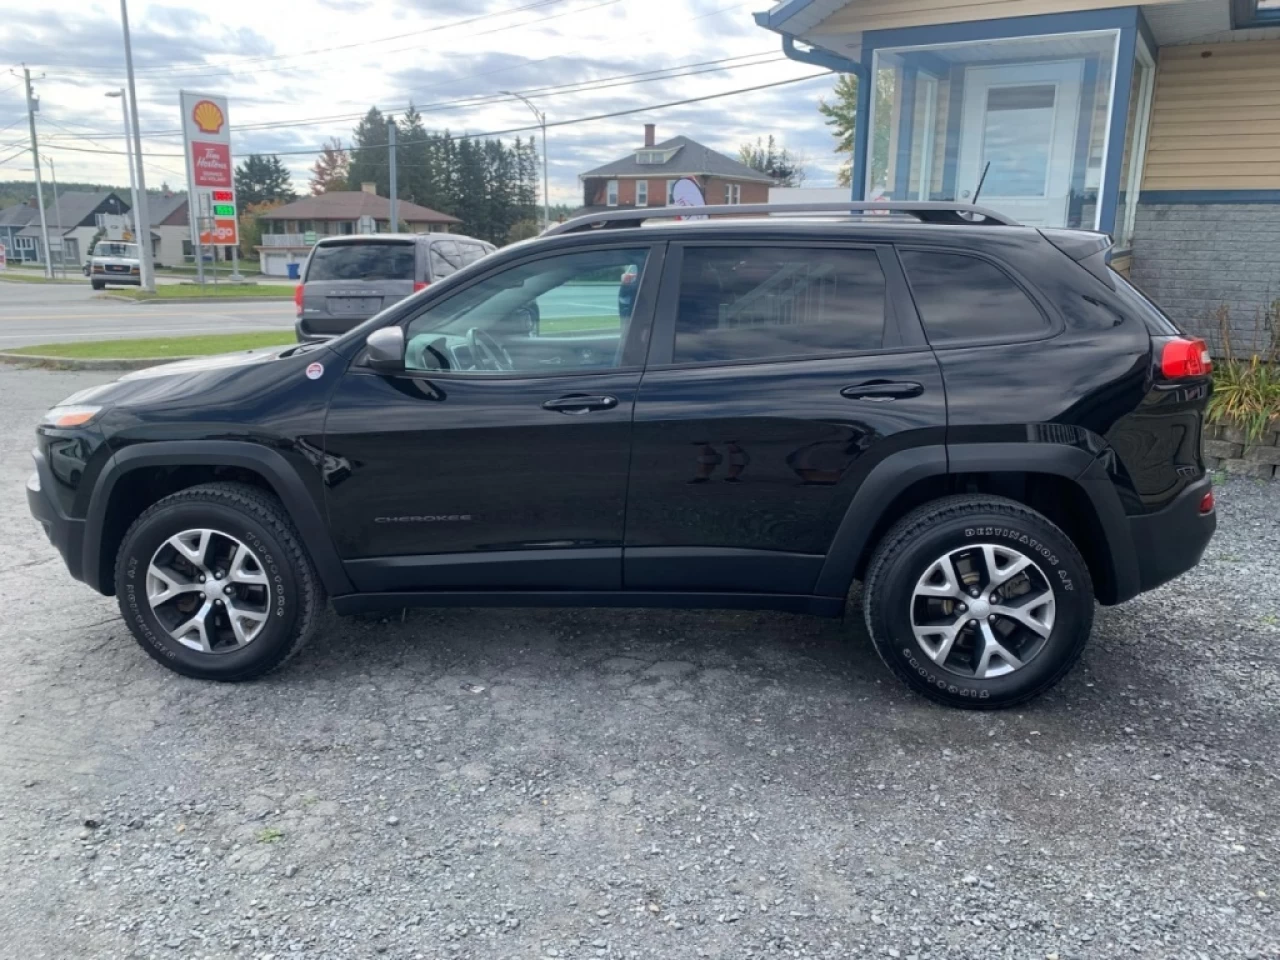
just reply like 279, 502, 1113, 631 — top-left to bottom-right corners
413, 281, 429, 293
1199, 490, 1215, 515
1160, 337, 1212, 379
294, 284, 303, 318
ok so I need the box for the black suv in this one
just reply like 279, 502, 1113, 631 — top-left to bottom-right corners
27, 202, 1216, 709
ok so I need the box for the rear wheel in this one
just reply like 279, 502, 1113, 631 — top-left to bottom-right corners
114, 482, 323, 681
863, 495, 1093, 709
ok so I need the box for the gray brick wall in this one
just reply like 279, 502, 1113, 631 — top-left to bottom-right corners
1130, 203, 1280, 353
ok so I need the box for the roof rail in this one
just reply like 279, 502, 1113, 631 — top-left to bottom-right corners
544, 201, 1019, 236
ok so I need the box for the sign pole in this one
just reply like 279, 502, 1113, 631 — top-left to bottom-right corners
120, 0, 155, 292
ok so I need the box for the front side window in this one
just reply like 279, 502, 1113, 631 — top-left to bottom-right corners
404, 247, 650, 374
636, 180, 648, 207
673, 246, 887, 365
606, 180, 619, 207
899, 250, 1048, 343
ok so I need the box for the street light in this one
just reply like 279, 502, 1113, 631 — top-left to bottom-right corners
105, 90, 142, 247
118, 0, 155, 292
500, 90, 549, 231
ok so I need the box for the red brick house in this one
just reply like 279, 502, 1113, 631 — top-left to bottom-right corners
577, 124, 775, 214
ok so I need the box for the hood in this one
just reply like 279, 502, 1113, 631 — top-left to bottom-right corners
119, 344, 296, 381
50, 342, 330, 413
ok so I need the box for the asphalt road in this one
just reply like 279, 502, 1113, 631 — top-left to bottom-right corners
1, 365, 1278, 959
0, 282, 295, 349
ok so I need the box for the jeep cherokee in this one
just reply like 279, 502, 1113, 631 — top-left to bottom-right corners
26, 202, 1216, 709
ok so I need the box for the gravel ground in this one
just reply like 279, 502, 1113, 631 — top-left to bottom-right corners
0, 365, 1277, 960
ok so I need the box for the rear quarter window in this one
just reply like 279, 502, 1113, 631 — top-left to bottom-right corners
306, 243, 415, 282
899, 250, 1049, 344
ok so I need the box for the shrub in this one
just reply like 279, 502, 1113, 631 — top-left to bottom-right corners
1206, 300, 1280, 442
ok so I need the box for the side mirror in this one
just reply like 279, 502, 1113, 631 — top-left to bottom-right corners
365, 326, 406, 375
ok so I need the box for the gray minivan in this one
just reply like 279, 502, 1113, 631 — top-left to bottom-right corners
294, 233, 495, 341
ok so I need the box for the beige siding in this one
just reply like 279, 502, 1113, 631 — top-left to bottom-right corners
1143, 40, 1280, 190
813, 0, 1181, 35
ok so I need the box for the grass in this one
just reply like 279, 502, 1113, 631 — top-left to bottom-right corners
108, 283, 296, 300
1206, 302, 1280, 442
0, 271, 84, 284
8, 331, 293, 360
256, 827, 285, 844
541, 315, 620, 335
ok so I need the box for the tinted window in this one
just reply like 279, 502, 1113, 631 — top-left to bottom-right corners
306, 242, 415, 282
673, 247, 886, 364
900, 250, 1047, 343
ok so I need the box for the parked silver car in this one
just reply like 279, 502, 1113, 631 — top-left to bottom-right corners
294, 233, 496, 341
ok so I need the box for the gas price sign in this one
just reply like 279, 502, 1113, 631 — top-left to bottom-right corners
181, 94, 239, 247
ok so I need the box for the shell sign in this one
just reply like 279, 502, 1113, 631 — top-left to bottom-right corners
191, 99, 225, 135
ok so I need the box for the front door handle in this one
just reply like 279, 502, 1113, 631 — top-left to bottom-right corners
541, 394, 619, 414
840, 381, 925, 402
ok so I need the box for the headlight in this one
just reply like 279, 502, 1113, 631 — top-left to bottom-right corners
41, 405, 103, 429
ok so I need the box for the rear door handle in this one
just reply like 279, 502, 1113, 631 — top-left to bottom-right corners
840, 381, 925, 402
541, 394, 619, 414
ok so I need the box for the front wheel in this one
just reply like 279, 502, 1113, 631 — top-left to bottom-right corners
863, 495, 1093, 709
91, 280, 105, 290
114, 482, 323, 681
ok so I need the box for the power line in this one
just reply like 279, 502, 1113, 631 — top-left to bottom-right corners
43, 50, 784, 142
39, 117, 187, 180
0, 146, 29, 166
23, 70, 832, 161
34, 0, 618, 83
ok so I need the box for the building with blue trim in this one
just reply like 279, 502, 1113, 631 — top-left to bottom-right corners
755, 0, 1280, 345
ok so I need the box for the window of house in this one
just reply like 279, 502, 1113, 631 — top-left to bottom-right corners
606, 180, 619, 207
673, 246, 887, 365
899, 250, 1048, 343
636, 180, 648, 207
1114, 39, 1156, 251
723, 183, 741, 204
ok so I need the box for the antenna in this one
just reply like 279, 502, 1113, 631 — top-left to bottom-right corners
972, 161, 992, 206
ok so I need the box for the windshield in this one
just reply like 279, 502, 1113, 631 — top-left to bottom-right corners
306, 242, 416, 282
94, 242, 139, 259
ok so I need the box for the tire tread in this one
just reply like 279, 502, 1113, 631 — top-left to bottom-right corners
863, 495, 1093, 710
115, 481, 323, 680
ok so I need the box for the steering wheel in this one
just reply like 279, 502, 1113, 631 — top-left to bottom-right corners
466, 327, 514, 372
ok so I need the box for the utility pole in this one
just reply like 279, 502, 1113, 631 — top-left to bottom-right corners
46, 157, 63, 278
387, 115, 398, 233
106, 90, 141, 243
22, 66, 53, 279
120, 0, 156, 292
501, 91, 549, 230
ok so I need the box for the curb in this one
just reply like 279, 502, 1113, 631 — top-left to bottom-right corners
111, 296, 292, 304
0, 352, 188, 372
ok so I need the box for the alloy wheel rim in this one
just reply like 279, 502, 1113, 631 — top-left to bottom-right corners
909, 543, 1056, 679
146, 529, 271, 654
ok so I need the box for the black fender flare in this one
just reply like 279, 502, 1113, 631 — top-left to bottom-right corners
83, 441, 353, 596
814, 442, 1139, 603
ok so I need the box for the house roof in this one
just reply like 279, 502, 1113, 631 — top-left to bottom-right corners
580, 135, 774, 183
258, 191, 461, 224
0, 202, 38, 229
15, 190, 128, 237
148, 193, 188, 228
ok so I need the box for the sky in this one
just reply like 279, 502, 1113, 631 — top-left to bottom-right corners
0, 0, 846, 206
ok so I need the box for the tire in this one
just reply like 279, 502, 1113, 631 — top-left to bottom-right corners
863, 495, 1093, 710
114, 482, 323, 681
91, 280, 105, 290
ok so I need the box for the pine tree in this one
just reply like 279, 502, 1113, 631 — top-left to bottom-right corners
398, 104, 430, 206
234, 154, 296, 207
308, 138, 349, 195
738, 136, 806, 186
817, 73, 894, 188
348, 107, 390, 197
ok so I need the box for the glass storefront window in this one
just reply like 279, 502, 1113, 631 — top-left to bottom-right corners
869, 32, 1119, 229
1115, 42, 1156, 250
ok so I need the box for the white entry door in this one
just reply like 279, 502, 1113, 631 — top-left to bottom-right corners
958, 61, 1084, 227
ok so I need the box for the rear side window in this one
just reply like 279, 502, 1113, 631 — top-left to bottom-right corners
429, 242, 463, 279
900, 250, 1048, 344
306, 242, 415, 282
673, 246, 887, 364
